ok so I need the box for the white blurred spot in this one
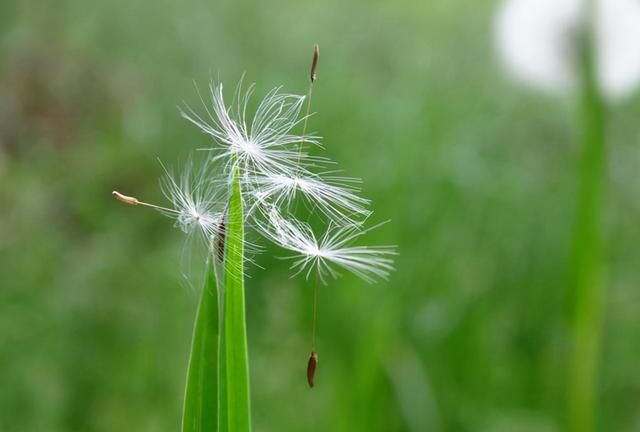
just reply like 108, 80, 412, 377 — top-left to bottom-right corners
495, 0, 640, 101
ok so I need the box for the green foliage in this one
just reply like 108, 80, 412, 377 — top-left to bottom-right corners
182, 260, 220, 432
181, 170, 251, 432
567, 32, 607, 432
222, 170, 252, 432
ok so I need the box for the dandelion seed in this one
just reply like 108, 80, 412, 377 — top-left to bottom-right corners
310, 44, 319, 83
181, 81, 324, 178
257, 206, 396, 284
307, 351, 318, 388
158, 160, 227, 243
248, 171, 371, 225
299, 45, 319, 171
112, 191, 139, 206
115, 54, 397, 396
113, 160, 228, 250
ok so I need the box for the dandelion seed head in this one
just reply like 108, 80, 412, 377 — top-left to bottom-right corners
114, 57, 397, 386
234, 138, 260, 157
156, 159, 227, 243
118, 72, 395, 284
255, 205, 395, 284
248, 171, 371, 225
181, 81, 321, 178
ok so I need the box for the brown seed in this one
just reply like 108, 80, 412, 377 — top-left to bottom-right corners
216, 221, 226, 262
112, 191, 139, 206
310, 44, 319, 83
307, 351, 318, 388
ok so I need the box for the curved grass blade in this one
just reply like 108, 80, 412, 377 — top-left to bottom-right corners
182, 258, 220, 432
223, 168, 252, 432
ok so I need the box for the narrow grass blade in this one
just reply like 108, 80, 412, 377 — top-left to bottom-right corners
182, 259, 221, 432
223, 168, 252, 432
567, 25, 607, 432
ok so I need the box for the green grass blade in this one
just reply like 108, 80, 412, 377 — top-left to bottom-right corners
567, 24, 607, 432
223, 169, 252, 432
182, 259, 220, 432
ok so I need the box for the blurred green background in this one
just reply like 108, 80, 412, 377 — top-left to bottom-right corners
2, 0, 640, 431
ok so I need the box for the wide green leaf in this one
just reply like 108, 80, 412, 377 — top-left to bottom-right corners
223, 169, 252, 432
182, 259, 221, 432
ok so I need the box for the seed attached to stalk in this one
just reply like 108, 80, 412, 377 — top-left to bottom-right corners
112, 190, 179, 215
307, 351, 318, 388
299, 44, 319, 169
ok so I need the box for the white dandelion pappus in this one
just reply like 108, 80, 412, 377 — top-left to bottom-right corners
248, 170, 372, 225
160, 159, 266, 266
111, 159, 233, 262
256, 205, 396, 284
157, 159, 227, 244
180, 81, 324, 178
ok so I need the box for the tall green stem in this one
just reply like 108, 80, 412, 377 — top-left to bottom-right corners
223, 168, 252, 432
567, 22, 607, 432
181, 167, 252, 432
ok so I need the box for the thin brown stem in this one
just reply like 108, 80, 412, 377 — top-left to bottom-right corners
311, 272, 319, 352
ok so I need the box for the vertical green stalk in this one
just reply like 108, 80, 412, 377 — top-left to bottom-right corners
567, 21, 607, 432
182, 259, 220, 432
181, 168, 252, 432
223, 168, 252, 432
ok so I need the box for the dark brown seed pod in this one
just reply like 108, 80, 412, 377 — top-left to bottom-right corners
310, 44, 319, 83
307, 351, 318, 388
216, 221, 226, 262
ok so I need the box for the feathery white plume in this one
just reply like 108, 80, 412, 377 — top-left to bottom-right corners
116, 75, 395, 285
157, 160, 227, 243
256, 205, 396, 284
248, 171, 371, 225
181, 81, 323, 178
